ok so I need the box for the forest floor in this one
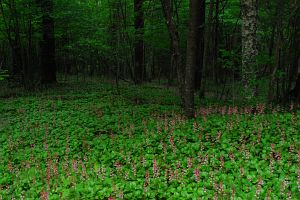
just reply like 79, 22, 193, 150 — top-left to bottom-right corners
0, 79, 299, 199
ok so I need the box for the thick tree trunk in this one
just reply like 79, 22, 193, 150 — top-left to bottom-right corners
161, 0, 185, 103
40, 0, 56, 84
241, 0, 258, 98
184, 0, 201, 118
134, 0, 145, 84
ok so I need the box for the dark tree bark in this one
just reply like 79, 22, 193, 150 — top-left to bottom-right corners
288, 11, 300, 92
161, 0, 185, 103
212, 0, 219, 83
40, 0, 56, 84
195, 0, 206, 90
134, 0, 145, 84
185, 0, 201, 118
267, 0, 282, 102
200, 0, 214, 97
287, 11, 300, 101
290, 73, 300, 100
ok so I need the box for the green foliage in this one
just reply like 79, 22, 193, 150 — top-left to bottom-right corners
220, 0, 241, 25
0, 69, 8, 81
275, 69, 286, 79
219, 49, 241, 70
0, 81, 299, 199
256, 54, 275, 67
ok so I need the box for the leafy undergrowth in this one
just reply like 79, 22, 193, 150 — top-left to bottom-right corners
0, 82, 299, 199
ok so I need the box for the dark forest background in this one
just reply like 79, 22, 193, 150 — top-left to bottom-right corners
0, 0, 300, 117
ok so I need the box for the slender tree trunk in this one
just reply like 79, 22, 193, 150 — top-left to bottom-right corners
161, 0, 185, 104
118, 0, 135, 81
267, 0, 282, 102
195, 0, 206, 90
288, 12, 300, 92
134, 0, 145, 84
40, 0, 56, 84
241, 0, 258, 98
184, 0, 201, 118
200, 0, 214, 97
212, 0, 220, 83
268, 33, 282, 102
24, 16, 33, 87
287, 10, 300, 101
109, 0, 120, 82
268, 25, 275, 67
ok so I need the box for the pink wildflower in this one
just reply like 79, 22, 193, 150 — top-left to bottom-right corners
194, 169, 200, 182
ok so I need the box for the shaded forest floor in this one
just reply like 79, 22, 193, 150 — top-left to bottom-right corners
0, 78, 299, 199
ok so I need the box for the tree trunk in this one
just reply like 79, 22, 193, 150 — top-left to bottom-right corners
212, 0, 220, 83
134, 0, 145, 84
241, 0, 258, 98
200, 0, 214, 97
288, 11, 300, 93
161, 0, 185, 104
267, 0, 282, 102
290, 73, 300, 100
195, 0, 205, 91
40, 0, 56, 84
184, 0, 201, 118
287, 11, 300, 101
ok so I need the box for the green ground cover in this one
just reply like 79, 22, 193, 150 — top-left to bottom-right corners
0, 81, 299, 199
